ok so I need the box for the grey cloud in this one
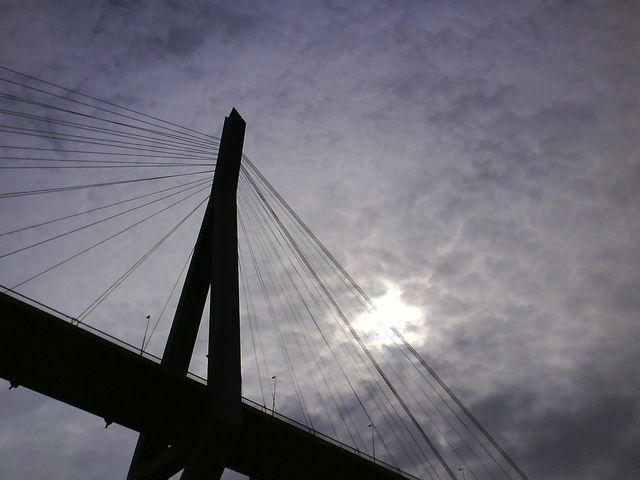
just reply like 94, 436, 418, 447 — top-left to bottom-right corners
520, 395, 638, 479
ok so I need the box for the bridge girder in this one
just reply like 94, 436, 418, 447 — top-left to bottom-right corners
0, 291, 412, 480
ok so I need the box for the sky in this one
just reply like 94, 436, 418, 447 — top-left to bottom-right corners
1, 1, 639, 479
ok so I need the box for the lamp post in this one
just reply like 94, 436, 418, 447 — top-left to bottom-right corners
458, 467, 465, 480
141, 315, 150, 355
368, 423, 375, 460
271, 375, 277, 415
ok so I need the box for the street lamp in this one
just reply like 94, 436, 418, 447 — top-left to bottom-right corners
141, 315, 150, 355
271, 375, 277, 415
368, 423, 375, 460
458, 467, 465, 480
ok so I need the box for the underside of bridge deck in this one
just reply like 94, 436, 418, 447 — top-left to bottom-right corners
0, 291, 412, 480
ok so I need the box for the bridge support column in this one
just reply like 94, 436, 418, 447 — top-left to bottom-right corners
126, 109, 245, 480
181, 108, 245, 480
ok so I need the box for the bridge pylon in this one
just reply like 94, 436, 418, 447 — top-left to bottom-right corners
128, 108, 246, 480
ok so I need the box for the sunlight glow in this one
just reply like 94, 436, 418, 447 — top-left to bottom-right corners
354, 283, 424, 346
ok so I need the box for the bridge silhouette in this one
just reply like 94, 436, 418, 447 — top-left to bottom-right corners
0, 66, 529, 480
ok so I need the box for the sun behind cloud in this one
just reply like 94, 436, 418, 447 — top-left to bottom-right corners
354, 282, 425, 346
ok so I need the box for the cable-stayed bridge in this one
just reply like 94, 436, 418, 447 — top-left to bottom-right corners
0, 67, 529, 480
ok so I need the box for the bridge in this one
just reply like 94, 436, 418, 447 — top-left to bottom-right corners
0, 66, 529, 480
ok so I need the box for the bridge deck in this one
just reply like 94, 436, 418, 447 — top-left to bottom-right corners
0, 292, 414, 480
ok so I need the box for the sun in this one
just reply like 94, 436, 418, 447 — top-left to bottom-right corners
353, 283, 423, 346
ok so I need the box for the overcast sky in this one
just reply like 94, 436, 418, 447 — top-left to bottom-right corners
1, 1, 639, 479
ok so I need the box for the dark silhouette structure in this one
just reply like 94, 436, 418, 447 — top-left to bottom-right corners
0, 110, 414, 480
